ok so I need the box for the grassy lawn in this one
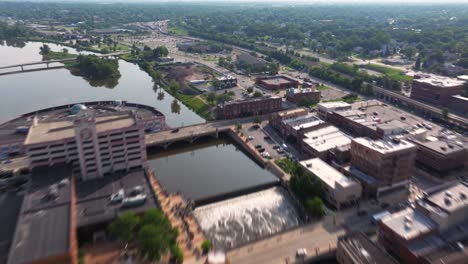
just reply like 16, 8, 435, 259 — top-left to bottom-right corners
168, 27, 188, 36
363, 64, 413, 82
275, 158, 299, 174
176, 93, 212, 120
316, 84, 330, 91
42, 51, 77, 61
324, 94, 360, 104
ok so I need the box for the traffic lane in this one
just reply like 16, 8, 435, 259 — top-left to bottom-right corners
228, 222, 343, 264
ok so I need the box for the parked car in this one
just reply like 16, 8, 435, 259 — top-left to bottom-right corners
258, 148, 265, 153
296, 248, 308, 258
276, 148, 285, 154
254, 144, 262, 149
248, 136, 254, 141
273, 145, 280, 150
171, 128, 180, 133
264, 135, 271, 140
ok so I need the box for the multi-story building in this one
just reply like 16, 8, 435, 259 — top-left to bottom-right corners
269, 109, 327, 140
23, 106, 159, 180
300, 158, 362, 209
449, 95, 468, 117
409, 137, 467, 174
285, 87, 321, 104
349, 138, 417, 196
378, 182, 468, 264
410, 73, 465, 106
216, 96, 282, 119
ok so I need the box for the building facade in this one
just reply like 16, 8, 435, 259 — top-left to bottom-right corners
24, 106, 164, 180
256, 75, 300, 90
410, 74, 465, 106
300, 158, 362, 209
216, 96, 282, 119
350, 138, 417, 192
449, 95, 468, 117
285, 88, 321, 104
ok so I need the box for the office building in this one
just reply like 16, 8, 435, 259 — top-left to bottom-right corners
410, 73, 465, 106
285, 88, 321, 104
216, 96, 282, 119
300, 158, 362, 209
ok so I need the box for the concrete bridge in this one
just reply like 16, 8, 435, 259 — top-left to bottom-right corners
373, 86, 468, 129
0, 51, 129, 76
144, 116, 267, 149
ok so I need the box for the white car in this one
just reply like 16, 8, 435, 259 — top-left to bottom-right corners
296, 248, 308, 258
248, 136, 254, 141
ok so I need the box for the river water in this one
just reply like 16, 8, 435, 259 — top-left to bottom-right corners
0, 40, 300, 247
0, 41, 203, 127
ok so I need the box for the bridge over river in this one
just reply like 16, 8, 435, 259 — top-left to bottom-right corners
0, 51, 129, 76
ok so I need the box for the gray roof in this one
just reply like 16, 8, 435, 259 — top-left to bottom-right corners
7, 165, 72, 264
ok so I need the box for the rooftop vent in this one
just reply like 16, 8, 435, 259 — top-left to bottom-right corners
306, 163, 312, 168
448, 145, 454, 149
460, 193, 467, 200
440, 147, 447, 151
445, 191, 453, 197
405, 222, 412, 231
444, 197, 452, 206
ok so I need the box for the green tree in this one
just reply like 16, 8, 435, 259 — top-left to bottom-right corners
442, 107, 449, 119
212, 77, 221, 89
39, 44, 50, 55
247, 87, 254, 93
109, 212, 140, 243
171, 99, 181, 114
138, 225, 168, 261
254, 116, 261, 124
169, 80, 180, 93
305, 197, 325, 218
170, 244, 184, 264
207, 92, 216, 105
153, 46, 169, 58
252, 91, 263, 98
201, 240, 212, 254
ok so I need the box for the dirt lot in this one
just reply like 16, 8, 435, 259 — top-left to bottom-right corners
159, 63, 215, 90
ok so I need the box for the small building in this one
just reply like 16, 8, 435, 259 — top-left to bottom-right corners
285, 88, 321, 105
337, 231, 398, 264
215, 75, 237, 89
216, 96, 282, 119
256, 75, 300, 90
302, 126, 352, 161
410, 73, 465, 106
299, 158, 362, 209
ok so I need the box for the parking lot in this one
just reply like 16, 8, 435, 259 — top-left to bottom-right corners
242, 121, 304, 161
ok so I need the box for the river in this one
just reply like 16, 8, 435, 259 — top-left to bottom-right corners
0, 41, 203, 127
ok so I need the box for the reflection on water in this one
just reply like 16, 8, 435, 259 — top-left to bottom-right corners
0, 41, 204, 127
147, 137, 278, 201
171, 99, 181, 114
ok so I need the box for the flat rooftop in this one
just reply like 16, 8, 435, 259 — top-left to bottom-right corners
287, 88, 317, 94
300, 158, 359, 189
420, 182, 468, 215
25, 111, 136, 145
452, 95, 468, 102
353, 137, 416, 154
414, 73, 465, 88
261, 77, 295, 86
277, 108, 308, 117
220, 95, 280, 106
282, 114, 324, 131
7, 165, 72, 264
411, 138, 466, 155
381, 208, 436, 241
75, 169, 157, 227
318, 101, 351, 109
303, 126, 352, 153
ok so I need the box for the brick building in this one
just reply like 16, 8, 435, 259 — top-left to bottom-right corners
349, 138, 417, 196
285, 88, 321, 104
408, 137, 467, 174
256, 75, 300, 90
449, 95, 468, 117
269, 108, 327, 140
216, 96, 282, 119
410, 74, 465, 106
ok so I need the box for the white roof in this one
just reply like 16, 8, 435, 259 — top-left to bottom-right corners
381, 208, 435, 241
303, 126, 351, 152
352, 137, 416, 154
414, 73, 465, 87
300, 158, 358, 189
318, 101, 351, 109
